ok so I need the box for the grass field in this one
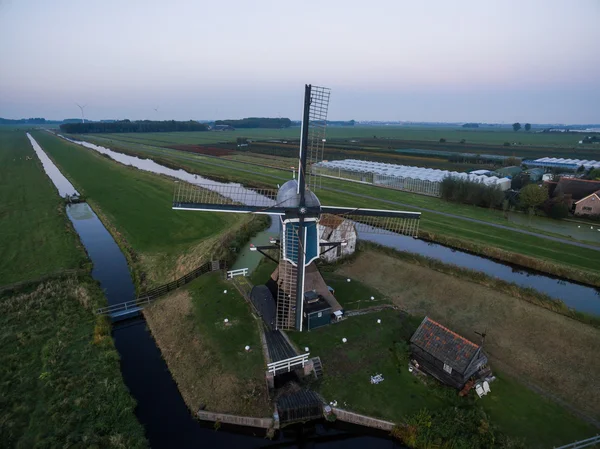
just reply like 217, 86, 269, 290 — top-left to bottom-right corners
335, 250, 600, 421
31, 131, 247, 288
0, 276, 146, 448
65, 133, 600, 286
0, 130, 87, 285
84, 126, 597, 150
143, 272, 271, 417
289, 258, 599, 448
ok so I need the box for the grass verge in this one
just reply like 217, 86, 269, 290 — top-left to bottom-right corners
143, 272, 271, 417
0, 276, 146, 448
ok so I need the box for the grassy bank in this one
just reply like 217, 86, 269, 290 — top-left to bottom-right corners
356, 241, 600, 328
289, 279, 598, 448
143, 272, 271, 417
31, 131, 247, 289
0, 130, 86, 285
0, 276, 146, 448
68, 133, 600, 287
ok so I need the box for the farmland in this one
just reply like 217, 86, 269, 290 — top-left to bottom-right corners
31, 130, 251, 289
290, 250, 600, 448
0, 130, 87, 285
63, 131, 600, 287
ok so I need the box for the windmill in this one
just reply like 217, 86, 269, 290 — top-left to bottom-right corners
76, 103, 87, 123
172, 84, 421, 331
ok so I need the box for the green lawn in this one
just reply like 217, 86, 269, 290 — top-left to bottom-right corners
0, 130, 86, 285
31, 131, 244, 286
320, 272, 392, 310
0, 276, 146, 448
144, 272, 271, 416
290, 310, 597, 448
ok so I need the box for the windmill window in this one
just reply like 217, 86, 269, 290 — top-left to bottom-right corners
317, 312, 322, 318
443, 363, 452, 374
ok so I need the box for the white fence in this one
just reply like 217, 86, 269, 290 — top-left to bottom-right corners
267, 353, 310, 375
554, 435, 600, 449
226, 268, 248, 279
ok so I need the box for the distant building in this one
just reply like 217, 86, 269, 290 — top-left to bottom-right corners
494, 166, 522, 178
525, 168, 545, 182
574, 190, 600, 217
318, 214, 357, 263
212, 124, 235, 131
410, 317, 488, 389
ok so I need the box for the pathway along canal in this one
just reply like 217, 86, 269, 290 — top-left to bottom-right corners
57, 133, 600, 315
29, 133, 406, 448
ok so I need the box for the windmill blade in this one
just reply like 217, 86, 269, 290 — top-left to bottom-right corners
172, 182, 285, 215
320, 206, 421, 237
306, 86, 331, 192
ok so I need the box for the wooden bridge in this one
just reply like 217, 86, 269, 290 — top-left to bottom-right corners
96, 260, 225, 321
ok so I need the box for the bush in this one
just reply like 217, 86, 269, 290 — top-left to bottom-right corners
503, 142, 511, 146
439, 138, 446, 143
440, 177, 504, 208
550, 202, 569, 219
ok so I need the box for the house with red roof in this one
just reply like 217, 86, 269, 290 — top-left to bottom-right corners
410, 317, 488, 389
574, 190, 600, 217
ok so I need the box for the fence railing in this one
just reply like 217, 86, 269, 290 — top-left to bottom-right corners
96, 260, 225, 315
554, 435, 600, 449
267, 353, 310, 375
226, 267, 248, 279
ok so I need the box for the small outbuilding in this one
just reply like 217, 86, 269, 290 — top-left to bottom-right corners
303, 291, 332, 331
410, 317, 488, 389
318, 214, 357, 263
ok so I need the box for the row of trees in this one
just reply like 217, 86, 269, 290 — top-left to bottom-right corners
214, 117, 291, 129
60, 120, 209, 134
440, 178, 505, 208
512, 122, 531, 132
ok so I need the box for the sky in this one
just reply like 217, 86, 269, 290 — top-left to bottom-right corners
1, 0, 599, 123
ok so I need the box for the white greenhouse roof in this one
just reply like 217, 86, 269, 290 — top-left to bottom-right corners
533, 157, 600, 169
316, 159, 511, 186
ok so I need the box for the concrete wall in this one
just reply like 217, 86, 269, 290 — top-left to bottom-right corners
197, 410, 275, 429
331, 407, 395, 431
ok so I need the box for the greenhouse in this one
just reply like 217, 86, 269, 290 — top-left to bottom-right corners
312, 159, 511, 197
524, 157, 600, 170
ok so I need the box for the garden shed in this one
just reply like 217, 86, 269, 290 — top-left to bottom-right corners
410, 317, 488, 389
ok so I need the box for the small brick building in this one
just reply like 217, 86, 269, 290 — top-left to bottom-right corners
574, 190, 600, 217
410, 317, 488, 389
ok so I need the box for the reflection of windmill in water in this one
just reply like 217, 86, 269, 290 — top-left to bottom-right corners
173, 84, 421, 331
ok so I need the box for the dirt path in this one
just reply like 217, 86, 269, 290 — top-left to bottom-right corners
337, 250, 600, 421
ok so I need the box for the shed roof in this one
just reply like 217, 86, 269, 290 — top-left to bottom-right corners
410, 317, 480, 374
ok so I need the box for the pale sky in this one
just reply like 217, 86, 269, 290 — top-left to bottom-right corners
1, 0, 599, 123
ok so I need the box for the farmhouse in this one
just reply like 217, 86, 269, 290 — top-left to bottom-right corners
553, 178, 600, 209
318, 214, 357, 263
574, 190, 600, 217
410, 317, 488, 389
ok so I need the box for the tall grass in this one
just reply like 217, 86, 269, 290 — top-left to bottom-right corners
0, 276, 146, 448
358, 241, 600, 328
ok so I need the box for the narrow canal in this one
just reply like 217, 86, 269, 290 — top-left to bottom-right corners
58, 133, 600, 315
29, 133, 406, 448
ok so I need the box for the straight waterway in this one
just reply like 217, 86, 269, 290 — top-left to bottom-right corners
54, 132, 600, 315
29, 133, 405, 447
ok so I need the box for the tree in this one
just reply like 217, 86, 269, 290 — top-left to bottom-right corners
587, 168, 600, 180
550, 202, 569, 219
524, 123, 531, 131
512, 122, 522, 132
519, 184, 548, 210
439, 138, 446, 143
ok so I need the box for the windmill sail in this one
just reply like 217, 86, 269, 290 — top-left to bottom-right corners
172, 182, 282, 214
306, 86, 330, 192
320, 206, 421, 236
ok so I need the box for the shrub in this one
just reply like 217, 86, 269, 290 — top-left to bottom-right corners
440, 177, 504, 208
439, 138, 446, 143
550, 202, 569, 219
